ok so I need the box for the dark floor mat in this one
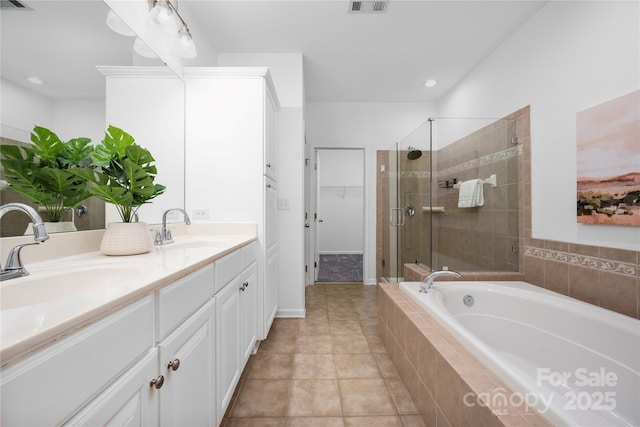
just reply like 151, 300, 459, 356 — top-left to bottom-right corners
316, 254, 363, 282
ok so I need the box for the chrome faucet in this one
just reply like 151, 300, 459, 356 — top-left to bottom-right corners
420, 270, 462, 293
154, 208, 191, 245
0, 203, 49, 281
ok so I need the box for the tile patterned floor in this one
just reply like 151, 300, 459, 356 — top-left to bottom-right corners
222, 283, 426, 427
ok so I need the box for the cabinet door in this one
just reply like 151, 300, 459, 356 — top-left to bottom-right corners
64, 349, 159, 427
264, 87, 278, 180
265, 244, 279, 336
265, 178, 277, 251
158, 298, 216, 427
240, 262, 258, 364
215, 277, 242, 425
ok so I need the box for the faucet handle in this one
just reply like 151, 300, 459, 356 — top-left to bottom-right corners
4, 242, 39, 272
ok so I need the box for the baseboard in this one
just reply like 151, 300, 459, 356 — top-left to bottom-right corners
365, 278, 377, 286
318, 251, 364, 255
276, 308, 306, 318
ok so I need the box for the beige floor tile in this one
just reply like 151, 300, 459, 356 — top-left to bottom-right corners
374, 352, 400, 379
259, 334, 297, 354
231, 380, 290, 418
299, 318, 331, 334
247, 353, 294, 379
285, 417, 345, 427
385, 379, 419, 414
328, 306, 359, 318
292, 354, 337, 379
288, 379, 343, 417
296, 334, 333, 353
330, 320, 364, 335
343, 416, 403, 426
226, 418, 286, 427
339, 379, 397, 416
331, 334, 371, 353
335, 354, 382, 378
270, 319, 300, 336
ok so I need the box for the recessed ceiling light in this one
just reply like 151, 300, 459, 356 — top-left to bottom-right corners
26, 76, 45, 85
424, 79, 437, 88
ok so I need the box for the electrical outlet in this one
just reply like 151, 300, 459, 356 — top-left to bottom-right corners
193, 209, 209, 219
277, 198, 290, 210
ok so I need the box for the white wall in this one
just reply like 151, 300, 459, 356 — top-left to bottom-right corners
306, 102, 436, 284
1, 78, 54, 141
317, 149, 364, 254
437, 1, 640, 250
0, 78, 104, 144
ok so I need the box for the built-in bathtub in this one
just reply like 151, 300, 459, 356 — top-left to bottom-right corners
399, 281, 640, 427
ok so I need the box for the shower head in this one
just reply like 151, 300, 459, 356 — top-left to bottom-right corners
407, 146, 422, 160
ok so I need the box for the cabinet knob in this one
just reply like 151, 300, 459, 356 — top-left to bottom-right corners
239, 283, 246, 291
243, 281, 249, 288
150, 375, 165, 389
168, 358, 181, 371
266, 163, 271, 168
266, 184, 272, 188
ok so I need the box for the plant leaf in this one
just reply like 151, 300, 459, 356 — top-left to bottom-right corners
59, 137, 94, 166
31, 126, 63, 160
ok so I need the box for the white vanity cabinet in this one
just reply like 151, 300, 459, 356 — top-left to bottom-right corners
0, 296, 155, 426
214, 242, 258, 424
158, 298, 216, 427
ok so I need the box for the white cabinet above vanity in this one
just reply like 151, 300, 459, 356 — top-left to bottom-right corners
0, 228, 261, 427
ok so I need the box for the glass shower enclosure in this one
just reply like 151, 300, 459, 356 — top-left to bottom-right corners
380, 116, 521, 282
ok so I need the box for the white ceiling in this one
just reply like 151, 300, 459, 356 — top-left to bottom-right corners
0, 0, 546, 103
186, 1, 546, 102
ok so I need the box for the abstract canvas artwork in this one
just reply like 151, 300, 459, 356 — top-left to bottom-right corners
577, 90, 640, 226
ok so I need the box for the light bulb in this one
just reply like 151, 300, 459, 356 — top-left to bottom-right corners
173, 25, 197, 59
147, 0, 178, 36
106, 10, 136, 37
133, 37, 159, 59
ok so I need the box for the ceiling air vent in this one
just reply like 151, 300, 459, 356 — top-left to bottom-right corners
1, 0, 32, 10
349, 1, 388, 14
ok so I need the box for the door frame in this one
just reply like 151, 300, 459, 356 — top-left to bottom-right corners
310, 147, 366, 283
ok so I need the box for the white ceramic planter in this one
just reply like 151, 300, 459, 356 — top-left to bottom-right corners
100, 222, 152, 256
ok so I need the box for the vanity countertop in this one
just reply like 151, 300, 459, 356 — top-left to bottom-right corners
0, 229, 256, 366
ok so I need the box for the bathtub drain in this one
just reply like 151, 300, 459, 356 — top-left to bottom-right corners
463, 295, 474, 307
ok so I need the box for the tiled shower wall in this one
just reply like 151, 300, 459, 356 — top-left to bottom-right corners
433, 119, 521, 272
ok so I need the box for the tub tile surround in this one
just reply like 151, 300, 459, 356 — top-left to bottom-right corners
378, 282, 552, 427
383, 105, 639, 320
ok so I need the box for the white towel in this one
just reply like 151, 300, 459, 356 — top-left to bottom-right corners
457, 179, 484, 208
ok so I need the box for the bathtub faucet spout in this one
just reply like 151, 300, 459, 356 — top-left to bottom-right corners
420, 270, 462, 293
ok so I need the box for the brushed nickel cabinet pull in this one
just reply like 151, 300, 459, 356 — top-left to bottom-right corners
150, 375, 165, 389
168, 359, 181, 371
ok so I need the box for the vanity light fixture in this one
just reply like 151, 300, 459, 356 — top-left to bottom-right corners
424, 79, 437, 88
106, 10, 136, 37
133, 37, 159, 59
147, 0, 197, 59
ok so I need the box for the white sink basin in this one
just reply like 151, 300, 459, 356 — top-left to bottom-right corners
1, 265, 147, 310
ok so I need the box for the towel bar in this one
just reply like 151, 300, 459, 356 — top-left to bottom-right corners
453, 174, 497, 189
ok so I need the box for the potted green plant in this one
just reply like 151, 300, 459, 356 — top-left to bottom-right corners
74, 125, 165, 255
0, 126, 93, 233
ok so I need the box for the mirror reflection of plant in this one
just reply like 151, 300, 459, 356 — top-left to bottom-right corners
0, 126, 93, 222
74, 125, 165, 223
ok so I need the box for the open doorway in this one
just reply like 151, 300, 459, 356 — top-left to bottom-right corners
313, 148, 365, 282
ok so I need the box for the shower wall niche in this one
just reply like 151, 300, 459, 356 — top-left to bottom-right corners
377, 112, 524, 282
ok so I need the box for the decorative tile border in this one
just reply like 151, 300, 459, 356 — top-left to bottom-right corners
437, 145, 522, 178
524, 246, 638, 278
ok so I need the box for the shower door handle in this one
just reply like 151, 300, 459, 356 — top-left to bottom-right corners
390, 208, 405, 226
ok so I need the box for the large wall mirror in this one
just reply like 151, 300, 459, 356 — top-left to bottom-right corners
0, 0, 181, 237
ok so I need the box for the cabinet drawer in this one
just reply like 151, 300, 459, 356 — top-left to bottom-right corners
1, 296, 154, 426
156, 264, 215, 340
241, 241, 258, 270
215, 249, 242, 293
